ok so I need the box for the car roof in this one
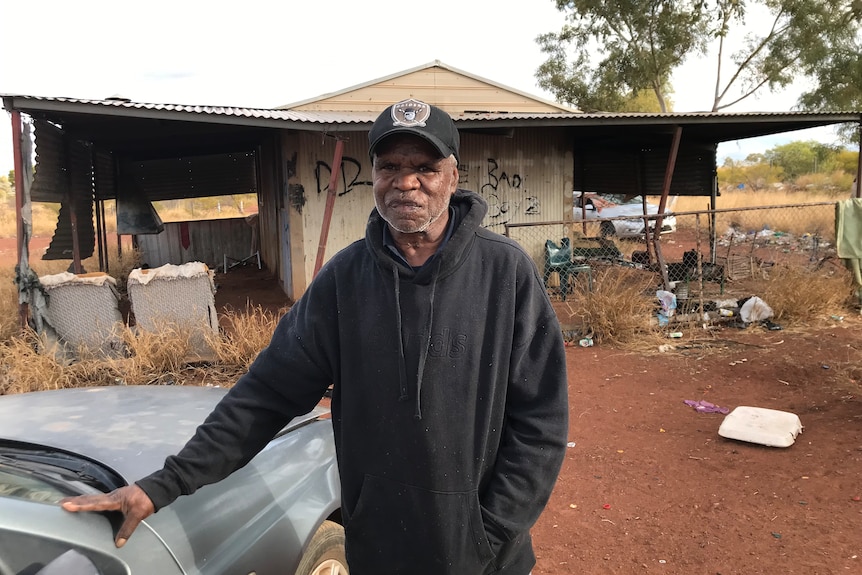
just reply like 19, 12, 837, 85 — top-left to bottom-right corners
0, 386, 328, 483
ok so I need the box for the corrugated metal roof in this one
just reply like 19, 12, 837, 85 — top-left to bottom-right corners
3, 94, 859, 153
7, 93, 858, 128
2, 94, 376, 126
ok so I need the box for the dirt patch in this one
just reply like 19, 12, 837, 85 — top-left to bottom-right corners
536, 323, 861, 574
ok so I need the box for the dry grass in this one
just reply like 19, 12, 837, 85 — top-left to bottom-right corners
0, 203, 62, 238
758, 263, 856, 322
0, 245, 284, 394
557, 267, 658, 345
206, 304, 286, 379
670, 190, 837, 237
0, 305, 285, 394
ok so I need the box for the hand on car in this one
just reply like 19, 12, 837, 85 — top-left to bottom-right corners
60, 485, 155, 548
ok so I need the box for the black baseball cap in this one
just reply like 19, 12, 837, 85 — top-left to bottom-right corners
368, 99, 460, 163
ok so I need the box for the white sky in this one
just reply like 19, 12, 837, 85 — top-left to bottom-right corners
0, 0, 849, 177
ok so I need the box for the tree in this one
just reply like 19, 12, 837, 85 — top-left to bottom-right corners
623, 88, 675, 113
536, 1, 707, 112
536, 0, 862, 113
795, 11, 862, 144
821, 149, 861, 175
717, 156, 783, 191
764, 140, 848, 180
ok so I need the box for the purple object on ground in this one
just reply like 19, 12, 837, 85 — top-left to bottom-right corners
684, 399, 731, 414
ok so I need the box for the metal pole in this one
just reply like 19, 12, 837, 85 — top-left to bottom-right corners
313, 138, 344, 279
64, 139, 82, 273
10, 111, 28, 330
654, 126, 683, 290
856, 123, 861, 199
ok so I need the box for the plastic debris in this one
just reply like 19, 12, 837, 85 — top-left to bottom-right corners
684, 399, 730, 414
656, 290, 677, 318
740, 296, 773, 323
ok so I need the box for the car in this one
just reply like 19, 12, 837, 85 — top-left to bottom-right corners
0, 385, 346, 575
572, 191, 677, 238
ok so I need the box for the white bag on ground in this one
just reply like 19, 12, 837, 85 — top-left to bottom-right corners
739, 296, 773, 323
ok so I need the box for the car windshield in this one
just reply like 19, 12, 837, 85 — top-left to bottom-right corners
595, 193, 643, 205
0, 442, 124, 503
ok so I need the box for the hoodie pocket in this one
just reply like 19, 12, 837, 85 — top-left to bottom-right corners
346, 474, 495, 573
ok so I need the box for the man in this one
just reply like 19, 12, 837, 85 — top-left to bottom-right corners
62, 99, 569, 574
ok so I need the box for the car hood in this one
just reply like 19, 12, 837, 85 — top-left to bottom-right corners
0, 386, 327, 484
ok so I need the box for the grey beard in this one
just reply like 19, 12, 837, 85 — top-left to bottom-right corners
377, 199, 449, 234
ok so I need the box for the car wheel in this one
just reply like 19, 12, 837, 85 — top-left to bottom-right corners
599, 222, 616, 238
294, 520, 349, 575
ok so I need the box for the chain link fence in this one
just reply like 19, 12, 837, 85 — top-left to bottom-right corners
506, 200, 840, 302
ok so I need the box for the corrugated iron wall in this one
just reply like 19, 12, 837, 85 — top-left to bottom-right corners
31, 120, 97, 261
119, 152, 257, 201
289, 127, 574, 286
459, 128, 572, 233
577, 142, 716, 197
134, 217, 254, 269
93, 150, 116, 200
256, 134, 281, 290
295, 130, 376, 286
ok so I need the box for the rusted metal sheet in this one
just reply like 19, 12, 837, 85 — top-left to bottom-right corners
120, 151, 257, 202
577, 142, 716, 198
134, 217, 255, 269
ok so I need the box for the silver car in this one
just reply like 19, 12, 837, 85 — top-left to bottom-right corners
0, 386, 346, 575
572, 191, 677, 238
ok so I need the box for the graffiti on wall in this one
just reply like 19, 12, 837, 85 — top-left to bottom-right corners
474, 158, 540, 227
315, 156, 372, 196
308, 156, 541, 228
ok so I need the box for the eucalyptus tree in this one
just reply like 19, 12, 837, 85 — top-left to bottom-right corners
536, 0, 862, 113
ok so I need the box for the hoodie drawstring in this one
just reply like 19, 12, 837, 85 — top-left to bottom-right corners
413, 259, 441, 419
391, 259, 442, 420
393, 266, 409, 402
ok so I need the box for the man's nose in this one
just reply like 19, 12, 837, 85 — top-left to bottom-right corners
393, 169, 421, 190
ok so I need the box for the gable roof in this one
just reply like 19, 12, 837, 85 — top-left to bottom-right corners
278, 60, 580, 115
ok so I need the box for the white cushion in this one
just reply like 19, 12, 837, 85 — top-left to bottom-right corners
718, 406, 803, 448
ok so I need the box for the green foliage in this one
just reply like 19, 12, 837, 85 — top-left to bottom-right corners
537, 0, 862, 113
795, 2, 862, 114
821, 149, 861, 174
536, 0, 706, 112
718, 157, 784, 191
764, 140, 844, 179
623, 89, 675, 113
719, 139, 858, 191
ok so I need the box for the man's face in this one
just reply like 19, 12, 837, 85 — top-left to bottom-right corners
372, 134, 458, 235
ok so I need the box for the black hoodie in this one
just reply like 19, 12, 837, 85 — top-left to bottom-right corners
138, 190, 569, 575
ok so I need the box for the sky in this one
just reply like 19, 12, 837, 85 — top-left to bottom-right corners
0, 0, 850, 177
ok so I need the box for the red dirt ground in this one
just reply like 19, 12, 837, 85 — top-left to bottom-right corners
5, 238, 862, 574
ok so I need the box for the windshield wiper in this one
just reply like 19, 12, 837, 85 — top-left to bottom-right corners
0, 445, 125, 492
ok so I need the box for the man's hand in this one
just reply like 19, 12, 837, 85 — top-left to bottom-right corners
60, 485, 155, 548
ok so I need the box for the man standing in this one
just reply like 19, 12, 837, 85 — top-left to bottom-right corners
63, 99, 569, 574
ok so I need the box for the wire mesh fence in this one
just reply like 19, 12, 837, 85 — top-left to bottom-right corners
506, 200, 840, 303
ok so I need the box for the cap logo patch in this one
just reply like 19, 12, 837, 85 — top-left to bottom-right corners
391, 99, 430, 127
